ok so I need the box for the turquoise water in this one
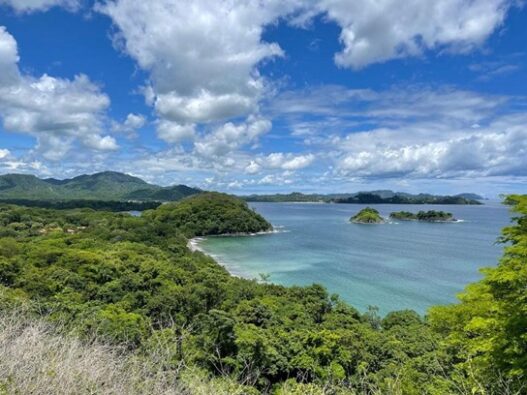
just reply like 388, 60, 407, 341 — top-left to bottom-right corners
198, 202, 511, 315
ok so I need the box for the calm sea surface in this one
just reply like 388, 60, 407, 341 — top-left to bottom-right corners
198, 202, 511, 315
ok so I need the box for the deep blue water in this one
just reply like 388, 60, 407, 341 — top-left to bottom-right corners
198, 202, 511, 315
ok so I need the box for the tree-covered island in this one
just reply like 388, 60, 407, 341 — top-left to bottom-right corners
350, 207, 385, 224
390, 210, 456, 222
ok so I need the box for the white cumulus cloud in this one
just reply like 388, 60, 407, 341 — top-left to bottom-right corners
0, 148, 10, 159
0, 27, 116, 160
111, 113, 146, 137
319, 0, 514, 68
0, 26, 19, 85
265, 153, 315, 170
245, 160, 261, 174
157, 121, 196, 144
271, 84, 527, 181
0, 0, 79, 13
122, 113, 145, 130
337, 128, 527, 178
194, 117, 272, 158
96, 0, 307, 133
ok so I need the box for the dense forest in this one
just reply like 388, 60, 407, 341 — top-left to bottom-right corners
0, 193, 525, 394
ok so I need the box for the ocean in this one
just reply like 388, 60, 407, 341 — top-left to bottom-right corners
197, 201, 511, 315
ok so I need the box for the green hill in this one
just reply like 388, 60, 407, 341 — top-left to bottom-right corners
146, 192, 273, 237
0, 171, 201, 202
0, 174, 61, 199
125, 184, 200, 201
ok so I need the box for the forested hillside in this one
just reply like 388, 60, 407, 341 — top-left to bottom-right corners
0, 193, 525, 394
146, 192, 272, 237
0, 171, 200, 201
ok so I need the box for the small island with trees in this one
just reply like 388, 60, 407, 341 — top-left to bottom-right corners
390, 210, 456, 222
350, 207, 385, 224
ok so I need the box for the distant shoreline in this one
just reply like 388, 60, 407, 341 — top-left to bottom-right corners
246, 200, 483, 205
242, 192, 483, 205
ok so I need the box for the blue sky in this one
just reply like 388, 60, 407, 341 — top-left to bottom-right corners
0, 0, 526, 197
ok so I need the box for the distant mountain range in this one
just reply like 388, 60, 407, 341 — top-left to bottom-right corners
0, 171, 201, 201
242, 191, 484, 205
0, 171, 485, 205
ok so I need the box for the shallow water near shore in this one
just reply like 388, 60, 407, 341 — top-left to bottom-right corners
197, 201, 510, 315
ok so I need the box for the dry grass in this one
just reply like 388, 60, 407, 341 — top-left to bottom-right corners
0, 311, 256, 395
0, 311, 185, 394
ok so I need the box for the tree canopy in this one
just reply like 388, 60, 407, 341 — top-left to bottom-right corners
145, 192, 272, 237
428, 194, 527, 392
0, 194, 525, 394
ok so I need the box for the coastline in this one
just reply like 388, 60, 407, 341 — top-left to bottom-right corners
186, 238, 250, 278
186, 229, 281, 278
187, 228, 278, 251
187, 237, 206, 253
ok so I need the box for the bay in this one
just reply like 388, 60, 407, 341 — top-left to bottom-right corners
198, 201, 510, 315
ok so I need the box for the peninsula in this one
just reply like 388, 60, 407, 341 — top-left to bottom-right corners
145, 192, 273, 237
